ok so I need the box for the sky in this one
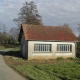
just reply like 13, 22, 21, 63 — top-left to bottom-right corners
0, 0, 80, 35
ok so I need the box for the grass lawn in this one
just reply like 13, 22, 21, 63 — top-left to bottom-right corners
0, 46, 7, 50
4, 48, 80, 80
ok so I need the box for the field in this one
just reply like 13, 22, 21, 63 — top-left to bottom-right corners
4, 48, 80, 80
0, 46, 7, 50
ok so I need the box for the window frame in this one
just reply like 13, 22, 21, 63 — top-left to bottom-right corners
57, 44, 72, 52
34, 44, 51, 53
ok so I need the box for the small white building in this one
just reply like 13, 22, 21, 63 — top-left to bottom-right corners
18, 24, 78, 60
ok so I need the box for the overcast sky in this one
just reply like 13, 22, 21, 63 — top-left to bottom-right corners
0, 0, 80, 35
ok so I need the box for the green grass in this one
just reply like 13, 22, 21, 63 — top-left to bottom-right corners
0, 43, 20, 50
4, 47, 80, 80
11, 47, 20, 51
56, 57, 64, 61
0, 46, 7, 50
12, 61, 80, 80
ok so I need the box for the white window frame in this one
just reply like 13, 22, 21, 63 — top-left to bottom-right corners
57, 44, 72, 52
34, 44, 51, 52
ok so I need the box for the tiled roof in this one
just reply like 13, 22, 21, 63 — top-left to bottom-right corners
19, 24, 78, 42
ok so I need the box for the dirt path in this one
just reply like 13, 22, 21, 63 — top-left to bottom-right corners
0, 49, 27, 80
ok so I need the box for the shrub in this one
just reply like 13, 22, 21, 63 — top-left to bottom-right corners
56, 57, 64, 61
67, 57, 75, 60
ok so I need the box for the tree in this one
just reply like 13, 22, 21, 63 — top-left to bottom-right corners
0, 22, 8, 44
63, 23, 74, 32
0, 22, 3, 32
77, 24, 80, 40
9, 27, 18, 41
13, 1, 42, 27
63, 23, 69, 27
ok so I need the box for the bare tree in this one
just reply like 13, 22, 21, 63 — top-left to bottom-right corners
13, 1, 42, 27
9, 28, 18, 41
0, 23, 8, 44
77, 24, 80, 31
3, 23, 7, 33
77, 24, 80, 40
63, 23, 69, 27
0, 22, 3, 32
63, 23, 74, 32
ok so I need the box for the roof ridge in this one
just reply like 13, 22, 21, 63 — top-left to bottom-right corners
22, 24, 66, 28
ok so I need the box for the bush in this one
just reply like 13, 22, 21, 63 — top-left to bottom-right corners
2, 44, 20, 48
56, 57, 64, 61
67, 57, 75, 60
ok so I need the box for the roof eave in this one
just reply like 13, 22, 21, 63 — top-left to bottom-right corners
25, 39, 79, 42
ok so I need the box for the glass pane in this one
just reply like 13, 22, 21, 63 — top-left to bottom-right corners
64, 45, 65, 51
34, 44, 51, 52
46, 44, 47, 51
70, 45, 72, 52
34, 44, 36, 51
57, 45, 59, 51
60, 45, 62, 51
49, 45, 50, 52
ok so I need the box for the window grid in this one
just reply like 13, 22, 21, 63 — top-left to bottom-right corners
34, 44, 51, 52
57, 44, 72, 52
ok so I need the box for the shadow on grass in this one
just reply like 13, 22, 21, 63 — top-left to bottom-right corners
5, 51, 22, 58
0, 50, 23, 58
0, 51, 7, 55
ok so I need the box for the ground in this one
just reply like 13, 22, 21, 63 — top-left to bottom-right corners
0, 49, 26, 80
3, 47, 80, 80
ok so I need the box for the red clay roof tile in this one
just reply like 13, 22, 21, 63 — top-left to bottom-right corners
19, 24, 78, 42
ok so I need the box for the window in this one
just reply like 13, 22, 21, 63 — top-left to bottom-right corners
57, 44, 72, 52
34, 44, 51, 52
